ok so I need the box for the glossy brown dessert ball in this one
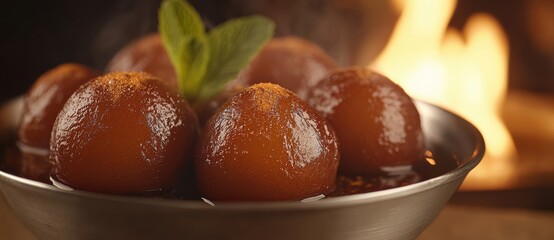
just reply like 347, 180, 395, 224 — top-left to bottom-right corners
50, 72, 198, 194
18, 63, 98, 183
106, 33, 178, 90
18, 63, 98, 149
232, 36, 337, 99
196, 83, 339, 201
307, 67, 424, 174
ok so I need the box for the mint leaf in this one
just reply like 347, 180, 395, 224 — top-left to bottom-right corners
199, 16, 275, 100
175, 36, 210, 100
159, 0, 207, 96
159, 0, 204, 57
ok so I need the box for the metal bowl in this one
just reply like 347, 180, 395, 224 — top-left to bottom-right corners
0, 99, 484, 240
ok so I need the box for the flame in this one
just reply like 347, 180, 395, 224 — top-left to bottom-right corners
372, 0, 517, 189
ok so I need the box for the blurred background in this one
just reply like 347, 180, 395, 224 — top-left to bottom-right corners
1, 0, 554, 98
1, 0, 553, 239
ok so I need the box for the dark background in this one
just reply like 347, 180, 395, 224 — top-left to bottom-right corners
1, 0, 552, 103
0, 0, 159, 103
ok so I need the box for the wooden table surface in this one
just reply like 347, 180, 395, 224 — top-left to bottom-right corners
0, 193, 34, 240
2, 192, 553, 240
420, 205, 554, 240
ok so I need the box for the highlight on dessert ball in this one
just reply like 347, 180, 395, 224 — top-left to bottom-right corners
195, 83, 339, 201
3, 0, 445, 202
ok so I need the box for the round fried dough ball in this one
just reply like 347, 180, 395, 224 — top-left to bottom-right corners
18, 63, 98, 183
232, 36, 337, 99
18, 63, 98, 149
196, 83, 339, 201
106, 33, 178, 90
50, 72, 198, 194
307, 67, 424, 174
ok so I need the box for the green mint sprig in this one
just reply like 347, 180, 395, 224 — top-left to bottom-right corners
159, 0, 275, 103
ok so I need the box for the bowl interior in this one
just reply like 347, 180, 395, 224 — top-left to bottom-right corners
0, 99, 484, 209
0, 98, 485, 240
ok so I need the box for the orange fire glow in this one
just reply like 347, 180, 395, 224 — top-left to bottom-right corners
372, 0, 517, 189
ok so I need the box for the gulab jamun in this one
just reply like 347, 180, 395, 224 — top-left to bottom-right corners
195, 83, 339, 201
18, 63, 98, 149
106, 33, 178, 90
307, 67, 424, 174
231, 36, 337, 99
17, 63, 98, 182
50, 72, 198, 194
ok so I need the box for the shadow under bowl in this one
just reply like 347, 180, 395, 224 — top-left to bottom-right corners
0, 100, 484, 240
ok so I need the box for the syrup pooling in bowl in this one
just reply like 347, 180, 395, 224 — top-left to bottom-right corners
1, 138, 458, 200
329, 147, 459, 197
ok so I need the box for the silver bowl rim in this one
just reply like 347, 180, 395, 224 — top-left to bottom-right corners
0, 101, 484, 211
